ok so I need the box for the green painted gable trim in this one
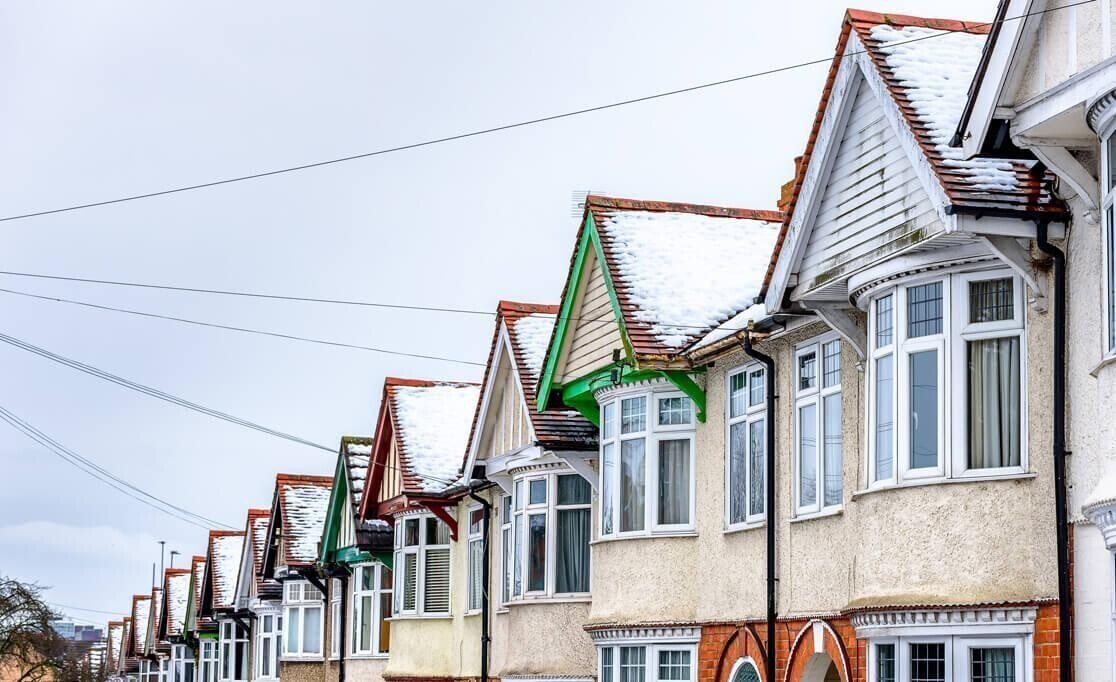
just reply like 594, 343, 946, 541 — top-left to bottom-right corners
559, 366, 707, 424
335, 547, 371, 564
538, 214, 633, 413
318, 453, 350, 565
197, 632, 217, 640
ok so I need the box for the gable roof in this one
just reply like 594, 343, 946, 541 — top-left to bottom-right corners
119, 618, 134, 673
201, 530, 244, 614
388, 378, 480, 492
128, 594, 151, 657
320, 437, 394, 563
184, 555, 208, 633
160, 569, 191, 639
277, 475, 332, 566
106, 621, 124, 671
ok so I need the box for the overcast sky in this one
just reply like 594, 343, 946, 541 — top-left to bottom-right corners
0, 0, 995, 628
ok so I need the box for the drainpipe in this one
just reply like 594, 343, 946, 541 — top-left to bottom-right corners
337, 570, 349, 682
742, 332, 776, 682
468, 489, 492, 682
1035, 222, 1070, 682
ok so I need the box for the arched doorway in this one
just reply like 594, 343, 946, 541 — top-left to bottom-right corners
801, 653, 840, 682
728, 658, 762, 682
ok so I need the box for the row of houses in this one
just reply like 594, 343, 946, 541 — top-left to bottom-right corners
97, 3, 1116, 681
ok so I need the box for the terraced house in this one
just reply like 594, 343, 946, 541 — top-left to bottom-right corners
231, 508, 282, 682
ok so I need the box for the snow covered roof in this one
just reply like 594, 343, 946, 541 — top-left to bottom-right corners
107, 621, 124, 668
207, 531, 245, 611
387, 379, 480, 492
146, 588, 163, 651
241, 509, 279, 598
344, 438, 373, 511
131, 595, 151, 654
188, 555, 207, 629
587, 196, 781, 354
163, 571, 190, 637
277, 475, 333, 566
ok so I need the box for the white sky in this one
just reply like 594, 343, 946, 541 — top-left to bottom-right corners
0, 0, 995, 628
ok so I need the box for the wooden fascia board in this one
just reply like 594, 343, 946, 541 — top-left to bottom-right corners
559, 365, 707, 423
537, 215, 633, 411
317, 454, 349, 565
422, 501, 460, 542
359, 393, 394, 521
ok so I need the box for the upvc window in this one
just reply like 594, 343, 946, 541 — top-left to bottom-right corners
726, 364, 766, 528
599, 389, 696, 537
506, 470, 591, 599
171, 644, 194, 682
158, 658, 169, 682
598, 644, 695, 682
500, 494, 512, 604
867, 270, 1025, 488
329, 579, 341, 659
255, 613, 281, 679
351, 562, 391, 656
218, 621, 248, 681
282, 580, 323, 658
198, 640, 218, 682
795, 335, 843, 515
392, 514, 451, 616
867, 636, 1024, 681
468, 507, 484, 612
1104, 128, 1116, 355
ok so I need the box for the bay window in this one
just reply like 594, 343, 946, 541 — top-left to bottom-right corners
726, 364, 766, 528
198, 639, 218, 682
218, 621, 248, 681
867, 637, 1023, 681
282, 580, 323, 659
255, 613, 280, 679
599, 387, 695, 537
598, 643, 695, 682
351, 562, 391, 656
505, 470, 591, 600
393, 514, 451, 616
867, 269, 1025, 488
795, 335, 843, 516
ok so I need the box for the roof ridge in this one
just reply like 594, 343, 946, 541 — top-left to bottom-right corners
497, 300, 560, 316
276, 473, 334, 484
845, 8, 991, 34
587, 194, 783, 222
385, 376, 480, 389
246, 508, 270, 516
207, 529, 243, 538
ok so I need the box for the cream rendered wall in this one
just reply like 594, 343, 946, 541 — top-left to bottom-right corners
1016, 2, 1109, 103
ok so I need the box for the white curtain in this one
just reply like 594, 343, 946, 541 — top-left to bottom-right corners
969, 337, 1021, 468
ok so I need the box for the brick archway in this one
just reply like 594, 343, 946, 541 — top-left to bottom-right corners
709, 624, 768, 682
783, 620, 851, 682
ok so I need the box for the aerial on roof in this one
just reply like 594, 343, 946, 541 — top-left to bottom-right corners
387, 378, 481, 492
276, 474, 333, 566
207, 530, 245, 611
163, 570, 191, 638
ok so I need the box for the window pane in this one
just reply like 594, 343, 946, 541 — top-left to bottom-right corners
558, 474, 591, 505
601, 648, 614, 682
971, 647, 1015, 682
527, 513, 546, 592
402, 554, 417, 611
501, 526, 511, 603
728, 422, 747, 524
1109, 132, 1116, 189
749, 370, 765, 407
513, 515, 523, 595
422, 548, 451, 612
823, 394, 842, 507
910, 350, 939, 469
657, 650, 691, 681
469, 539, 483, 610
729, 373, 747, 418
621, 397, 646, 434
968, 337, 1021, 469
556, 508, 590, 593
469, 508, 484, 535
657, 397, 692, 426
361, 566, 374, 591
749, 419, 765, 518
601, 443, 615, 535
602, 402, 616, 440
970, 278, 1014, 322
425, 517, 450, 545
502, 494, 512, 519
822, 340, 841, 387
1109, 205, 1116, 351
620, 647, 646, 682
876, 294, 894, 348
528, 479, 547, 505
875, 643, 895, 682
798, 352, 817, 391
514, 479, 524, 511
620, 439, 646, 532
875, 355, 894, 481
359, 595, 372, 651
657, 439, 691, 525
285, 612, 299, 654
302, 608, 321, 654
404, 519, 419, 547
798, 404, 817, 507
378, 592, 391, 653
909, 642, 945, 682
381, 565, 393, 590
908, 282, 943, 337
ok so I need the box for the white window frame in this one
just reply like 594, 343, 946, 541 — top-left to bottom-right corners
505, 469, 592, 601
598, 386, 696, 538
865, 634, 1026, 682
725, 363, 767, 529
794, 334, 843, 517
254, 613, 280, 680
281, 580, 324, 660
467, 505, 484, 612
392, 513, 452, 617
1102, 123, 1116, 359
350, 562, 391, 657
597, 642, 697, 682
329, 579, 342, 660
198, 639, 218, 682
865, 268, 1027, 490
218, 620, 248, 682
170, 644, 194, 682
500, 494, 512, 606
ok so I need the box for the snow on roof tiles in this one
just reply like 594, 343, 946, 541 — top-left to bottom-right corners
511, 314, 554, 378
390, 381, 480, 492
279, 479, 332, 565
132, 596, 151, 653
165, 572, 190, 637
211, 533, 244, 610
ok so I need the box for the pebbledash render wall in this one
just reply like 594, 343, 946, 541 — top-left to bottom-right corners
587, 307, 1060, 676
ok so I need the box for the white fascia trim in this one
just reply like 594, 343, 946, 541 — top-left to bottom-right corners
588, 625, 701, 645
1012, 55, 1116, 137
766, 32, 956, 312
852, 606, 1038, 639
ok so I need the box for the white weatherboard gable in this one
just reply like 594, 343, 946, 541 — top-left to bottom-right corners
556, 242, 625, 383
465, 323, 535, 476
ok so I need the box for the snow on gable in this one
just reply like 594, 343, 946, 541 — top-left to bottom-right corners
598, 210, 778, 348
512, 314, 555, 378
394, 383, 480, 491
281, 483, 331, 564
166, 573, 190, 636
133, 597, 151, 652
869, 24, 1018, 191
250, 516, 270, 574
211, 534, 244, 609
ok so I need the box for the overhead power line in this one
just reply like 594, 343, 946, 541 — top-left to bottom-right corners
48, 602, 130, 617
0, 286, 485, 367
0, 0, 1093, 224
0, 403, 233, 530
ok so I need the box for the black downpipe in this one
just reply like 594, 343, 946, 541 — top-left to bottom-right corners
1036, 222, 1070, 682
468, 490, 492, 682
742, 333, 777, 682
338, 571, 349, 682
